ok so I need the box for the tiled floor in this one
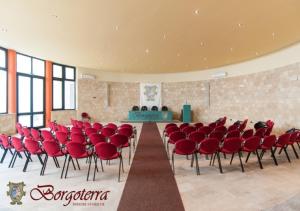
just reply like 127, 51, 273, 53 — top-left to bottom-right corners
1, 123, 300, 211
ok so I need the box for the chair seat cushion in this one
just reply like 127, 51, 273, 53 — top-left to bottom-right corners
99, 152, 121, 160
173, 149, 195, 155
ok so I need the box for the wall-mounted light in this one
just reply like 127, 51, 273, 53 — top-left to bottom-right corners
211, 71, 228, 79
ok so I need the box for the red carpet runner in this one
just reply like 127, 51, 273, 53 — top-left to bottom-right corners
117, 123, 185, 211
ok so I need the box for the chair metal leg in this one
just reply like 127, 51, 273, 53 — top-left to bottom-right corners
245, 152, 251, 163
283, 147, 291, 163
87, 156, 92, 181
230, 153, 235, 165
93, 157, 98, 181
41, 155, 48, 176
71, 158, 76, 170
11, 152, 19, 168
259, 150, 265, 160
37, 154, 44, 166
76, 159, 81, 170
191, 154, 194, 167
278, 148, 283, 155
129, 145, 131, 165
8, 151, 16, 168
238, 152, 245, 172
121, 156, 124, 173
291, 144, 299, 159
0, 149, 8, 163
100, 159, 104, 172
118, 156, 123, 182
22, 153, 31, 172
195, 153, 200, 175
270, 148, 278, 166
255, 150, 263, 169
216, 152, 223, 174
65, 156, 71, 178
167, 143, 170, 159
61, 155, 68, 178
209, 154, 213, 166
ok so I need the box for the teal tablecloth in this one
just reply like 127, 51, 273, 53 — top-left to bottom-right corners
128, 111, 173, 122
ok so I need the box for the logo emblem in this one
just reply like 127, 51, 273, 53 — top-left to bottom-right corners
7, 182, 26, 205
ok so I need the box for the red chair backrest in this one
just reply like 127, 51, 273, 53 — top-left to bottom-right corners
254, 127, 266, 138
222, 137, 242, 153
16, 123, 24, 136
93, 122, 103, 131
89, 133, 106, 146
70, 133, 86, 144
0, 134, 11, 148
165, 123, 177, 130
23, 127, 31, 138
175, 139, 196, 155
85, 128, 98, 136
66, 142, 87, 158
101, 127, 116, 138
49, 121, 58, 132
214, 125, 227, 135
209, 131, 224, 142
57, 125, 69, 134
226, 130, 240, 138
227, 124, 239, 132
179, 123, 189, 131
11, 137, 24, 152
243, 136, 260, 152
43, 140, 61, 157
76, 121, 84, 129
290, 132, 299, 142
194, 122, 204, 128
41, 130, 54, 141
71, 127, 83, 135
95, 142, 118, 159
71, 119, 77, 127
265, 120, 274, 136
120, 123, 133, 129
83, 121, 92, 129
262, 135, 276, 149
199, 138, 219, 154
110, 134, 128, 148
169, 131, 186, 143
56, 131, 69, 145
25, 138, 41, 154
217, 116, 227, 126
182, 126, 197, 136
239, 119, 248, 132
188, 131, 206, 144
31, 128, 41, 141
208, 122, 217, 130
118, 127, 133, 138
166, 126, 179, 136
277, 133, 291, 146
198, 126, 212, 135
242, 129, 254, 140
106, 123, 118, 131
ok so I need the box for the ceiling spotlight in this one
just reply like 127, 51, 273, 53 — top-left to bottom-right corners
194, 9, 199, 15
200, 42, 204, 46
145, 49, 149, 54
177, 53, 180, 57
255, 52, 259, 56
203, 57, 207, 61
115, 25, 119, 31
272, 32, 275, 39
163, 34, 166, 40
230, 47, 233, 52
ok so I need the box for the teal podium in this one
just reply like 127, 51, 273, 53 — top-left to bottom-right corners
182, 104, 191, 123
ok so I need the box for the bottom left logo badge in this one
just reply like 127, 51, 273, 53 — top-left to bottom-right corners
7, 182, 26, 205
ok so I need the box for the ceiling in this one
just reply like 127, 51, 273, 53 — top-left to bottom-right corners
0, 0, 300, 73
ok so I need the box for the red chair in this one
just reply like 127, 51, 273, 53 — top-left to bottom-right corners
188, 131, 206, 146
71, 133, 88, 145
56, 131, 69, 146
71, 127, 83, 135
259, 135, 278, 165
171, 139, 198, 175
23, 138, 45, 172
182, 126, 197, 137
242, 136, 263, 169
9, 137, 30, 168
165, 123, 177, 130
163, 126, 179, 145
42, 140, 69, 177
93, 142, 123, 182
65, 142, 93, 180
0, 134, 13, 163
41, 130, 55, 141
219, 137, 244, 172
284, 132, 299, 159
118, 127, 136, 149
110, 134, 131, 164
70, 119, 77, 127
208, 122, 217, 131
195, 138, 223, 173
227, 124, 239, 132
167, 131, 186, 157
23, 127, 32, 139
194, 122, 203, 128
106, 123, 118, 131
216, 116, 227, 126
209, 131, 224, 143
57, 125, 69, 134
274, 133, 291, 163
254, 127, 266, 139
85, 128, 98, 137
31, 128, 42, 142
83, 121, 92, 129
265, 120, 274, 136
198, 126, 212, 136
93, 122, 103, 132
89, 133, 106, 146
239, 119, 248, 132
49, 121, 58, 134
241, 129, 254, 140
16, 123, 24, 138
101, 127, 116, 140
179, 123, 189, 131
226, 130, 240, 138
214, 125, 227, 135
76, 121, 84, 129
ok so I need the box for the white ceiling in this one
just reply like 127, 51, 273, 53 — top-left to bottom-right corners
0, 0, 300, 73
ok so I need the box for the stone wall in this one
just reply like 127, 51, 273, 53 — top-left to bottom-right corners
51, 110, 77, 125
0, 114, 16, 135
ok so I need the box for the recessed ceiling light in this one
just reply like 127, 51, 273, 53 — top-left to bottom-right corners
177, 53, 180, 57
145, 49, 149, 54
203, 57, 207, 61
230, 47, 233, 52
255, 52, 259, 56
272, 32, 275, 39
200, 42, 204, 46
194, 9, 199, 15
163, 34, 166, 40
115, 25, 119, 31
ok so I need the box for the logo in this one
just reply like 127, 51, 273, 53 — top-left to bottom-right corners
7, 182, 26, 205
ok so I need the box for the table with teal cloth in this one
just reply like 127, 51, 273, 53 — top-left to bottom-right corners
128, 111, 173, 122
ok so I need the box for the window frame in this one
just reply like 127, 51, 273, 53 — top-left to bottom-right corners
16, 52, 46, 128
52, 63, 76, 111
0, 47, 8, 114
